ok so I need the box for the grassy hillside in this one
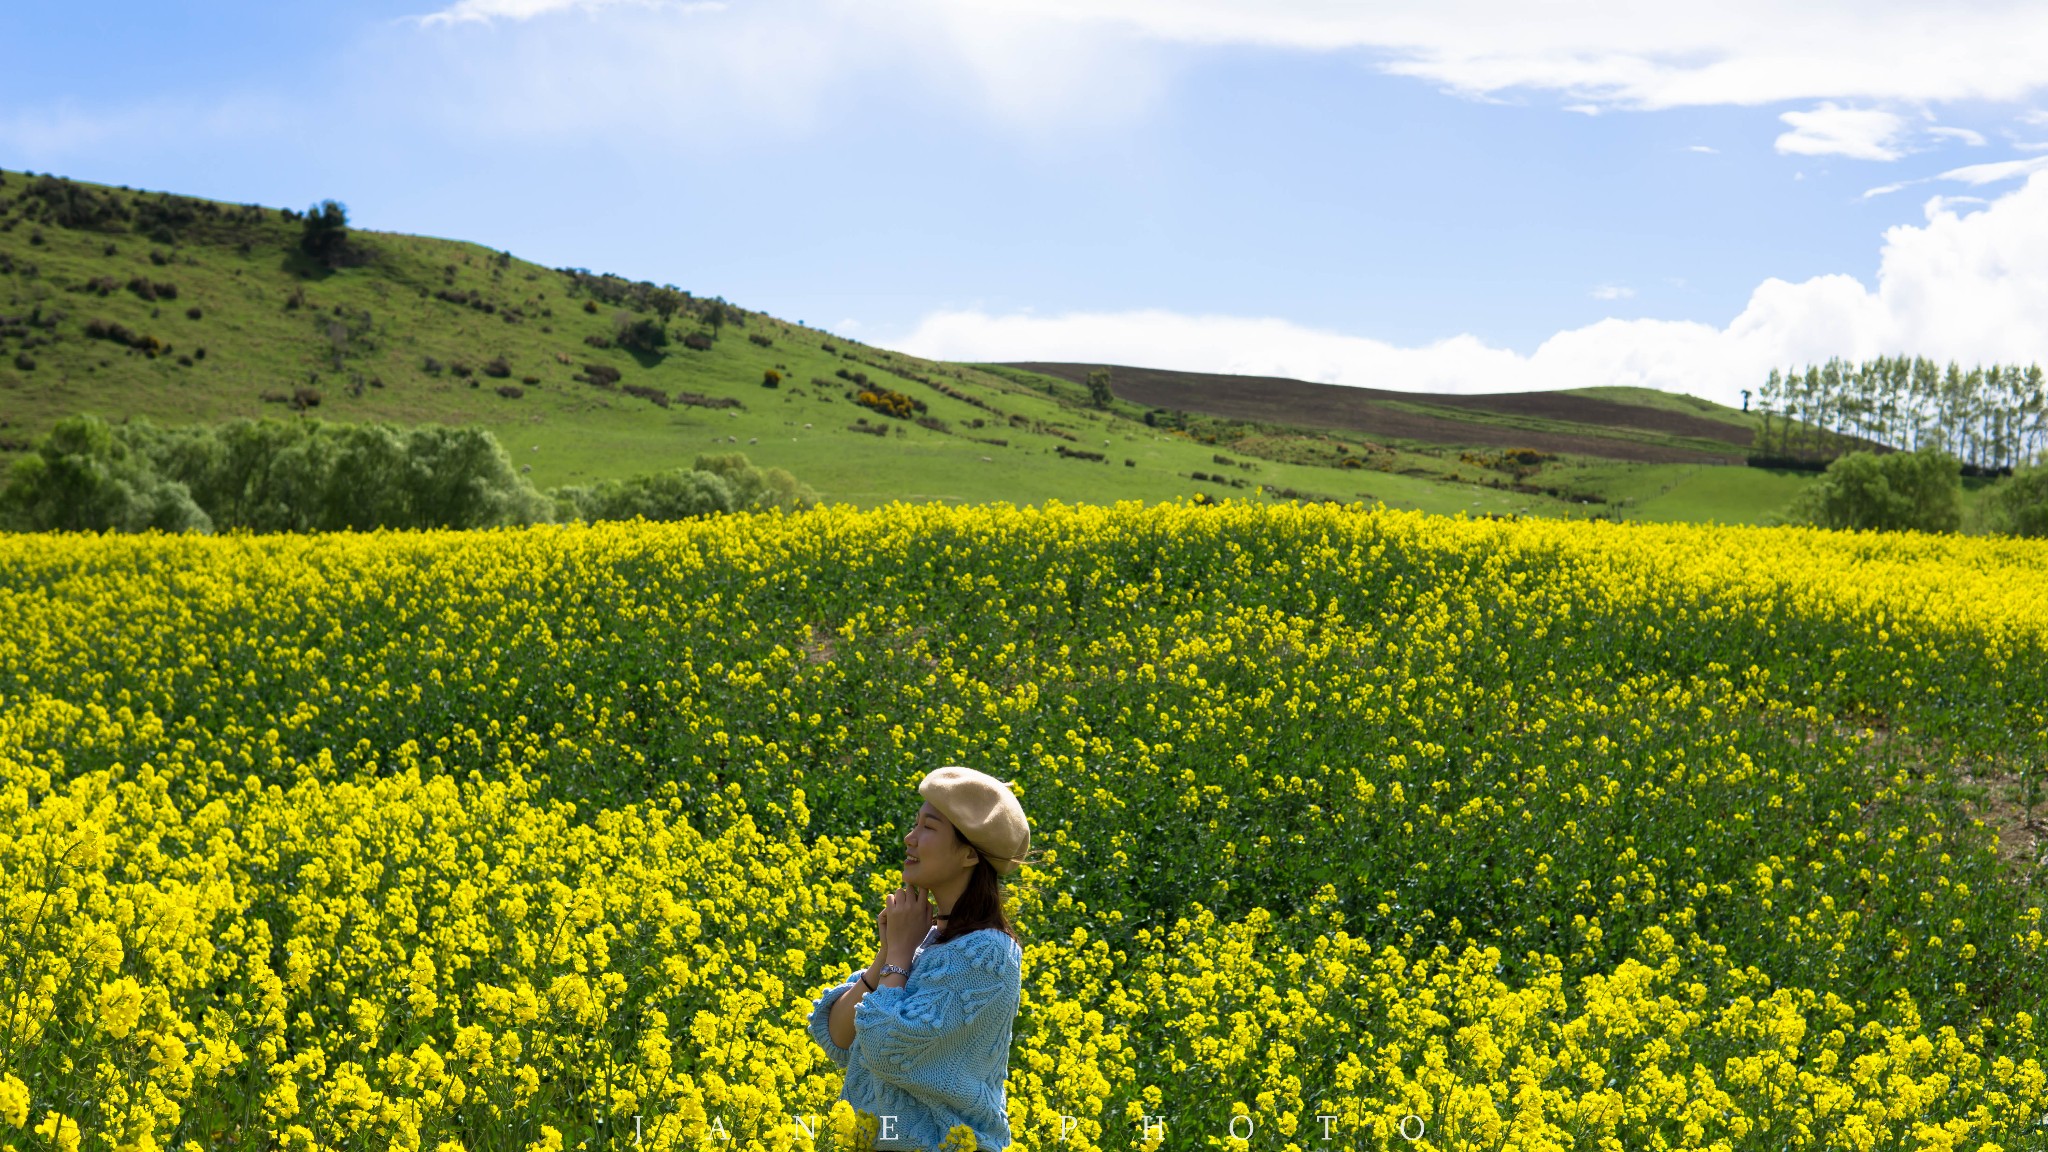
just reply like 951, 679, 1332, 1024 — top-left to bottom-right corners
0, 166, 1813, 522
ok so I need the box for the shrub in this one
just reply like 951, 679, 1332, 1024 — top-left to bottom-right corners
185, 306, 203, 321
621, 384, 670, 408
583, 299, 598, 314
1982, 463, 2048, 537
820, 341, 838, 354
762, 369, 781, 389
450, 362, 473, 378
615, 315, 668, 354
422, 356, 444, 375
292, 387, 322, 411
748, 332, 772, 347
682, 332, 713, 352
675, 392, 742, 410
521, 375, 540, 386
577, 363, 622, 388
854, 386, 922, 420
1784, 449, 1961, 533
84, 317, 163, 354
551, 468, 734, 524
584, 334, 613, 349
483, 357, 512, 378
12, 353, 33, 371
496, 385, 524, 399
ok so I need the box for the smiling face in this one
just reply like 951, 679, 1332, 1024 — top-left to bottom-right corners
903, 801, 979, 887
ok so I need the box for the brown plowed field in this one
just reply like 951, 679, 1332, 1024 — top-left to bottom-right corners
1003, 362, 1753, 464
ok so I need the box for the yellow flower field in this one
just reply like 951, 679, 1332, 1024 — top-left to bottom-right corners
1, 498, 2045, 1152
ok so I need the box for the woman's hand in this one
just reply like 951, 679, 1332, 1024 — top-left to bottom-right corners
881, 884, 935, 966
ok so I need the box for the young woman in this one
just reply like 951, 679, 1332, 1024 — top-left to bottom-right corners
807, 766, 1036, 1151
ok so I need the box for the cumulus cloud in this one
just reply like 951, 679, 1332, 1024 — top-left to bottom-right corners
893, 172, 2048, 409
1775, 103, 1907, 160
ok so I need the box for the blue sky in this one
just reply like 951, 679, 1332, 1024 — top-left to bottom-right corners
8, 0, 2048, 405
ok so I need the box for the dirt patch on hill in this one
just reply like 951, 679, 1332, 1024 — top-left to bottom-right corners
1005, 362, 1751, 463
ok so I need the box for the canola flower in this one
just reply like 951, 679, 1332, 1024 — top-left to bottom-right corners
0, 499, 2044, 1151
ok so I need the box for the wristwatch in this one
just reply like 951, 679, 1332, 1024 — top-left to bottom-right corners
879, 963, 912, 981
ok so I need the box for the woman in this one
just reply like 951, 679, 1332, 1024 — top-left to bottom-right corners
806, 765, 1036, 1151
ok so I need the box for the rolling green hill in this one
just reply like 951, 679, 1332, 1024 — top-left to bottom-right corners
0, 166, 1815, 522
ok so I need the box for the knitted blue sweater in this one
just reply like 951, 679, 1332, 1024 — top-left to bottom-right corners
806, 926, 1022, 1151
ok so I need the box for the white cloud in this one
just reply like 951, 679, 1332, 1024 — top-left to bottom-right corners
1925, 194, 1991, 216
0, 95, 285, 159
1775, 103, 1907, 160
389, 0, 2048, 138
1928, 125, 1988, 146
1861, 152, 2048, 199
1686, 144, 1718, 154
387, 0, 1170, 140
1937, 155, 2048, 184
1590, 285, 1635, 300
415, 0, 720, 25
931, 1, 2048, 111
893, 171, 2048, 410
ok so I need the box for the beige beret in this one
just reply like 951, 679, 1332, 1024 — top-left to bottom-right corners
919, 765, 1031, 876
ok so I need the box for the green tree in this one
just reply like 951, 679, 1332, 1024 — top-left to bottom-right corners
556, 469, 737, 523
299, 199, 349, 266
0, 414, 211, 533
1983, 463, 2048, 538
400, 425, 552, 529
693, 451, 818, 512
1784, 449, 1962, 533
1086, 368, 1114, 410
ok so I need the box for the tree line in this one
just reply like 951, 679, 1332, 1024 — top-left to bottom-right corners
1752, 356, 2048, 473
0, 415, 817, 534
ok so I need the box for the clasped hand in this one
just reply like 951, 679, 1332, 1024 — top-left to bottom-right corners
875, 884, 935, 970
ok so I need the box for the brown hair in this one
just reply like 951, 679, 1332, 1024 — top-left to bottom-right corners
933, 826, 1042, 949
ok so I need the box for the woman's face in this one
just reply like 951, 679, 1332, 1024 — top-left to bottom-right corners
903, 801, 976, 887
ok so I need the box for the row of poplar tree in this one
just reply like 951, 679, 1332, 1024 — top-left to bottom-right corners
1750, 356, 2048, 473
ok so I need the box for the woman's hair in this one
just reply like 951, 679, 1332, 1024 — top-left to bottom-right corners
934, 824, 1040, 949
